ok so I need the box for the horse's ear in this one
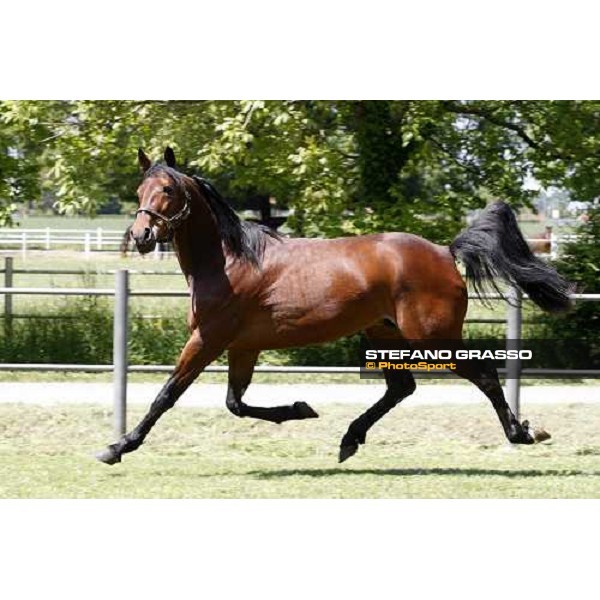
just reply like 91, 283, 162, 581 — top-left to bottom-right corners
138, 148, 151, 173
164, 147, 176, 168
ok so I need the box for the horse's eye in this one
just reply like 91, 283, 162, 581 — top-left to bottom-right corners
163, 185, 173, 195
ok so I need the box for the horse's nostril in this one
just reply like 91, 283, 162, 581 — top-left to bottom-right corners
143, 227, 152, 242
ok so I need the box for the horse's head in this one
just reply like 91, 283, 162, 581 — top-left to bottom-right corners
131, 147, 191, 254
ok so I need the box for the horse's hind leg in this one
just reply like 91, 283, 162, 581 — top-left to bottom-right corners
339, 368, 415, 462
226, 348, 318, 423
339, 325, 416, 462
395, 295, 549, 446
452, 358, 550, 444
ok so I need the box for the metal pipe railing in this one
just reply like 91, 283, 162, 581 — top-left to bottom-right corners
1, 257, 599, 431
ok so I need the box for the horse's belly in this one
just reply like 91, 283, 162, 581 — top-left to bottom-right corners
230, 294, 385, 350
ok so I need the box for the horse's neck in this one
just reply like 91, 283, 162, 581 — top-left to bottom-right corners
173, 195, 225, 281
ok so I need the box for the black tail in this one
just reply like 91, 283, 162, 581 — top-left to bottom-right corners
450, 202, 574, 313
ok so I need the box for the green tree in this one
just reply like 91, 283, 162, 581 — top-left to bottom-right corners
2, 100, 600, 242
537, 207, 600, 338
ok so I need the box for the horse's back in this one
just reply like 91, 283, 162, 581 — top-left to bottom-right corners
263, 231, 461, 294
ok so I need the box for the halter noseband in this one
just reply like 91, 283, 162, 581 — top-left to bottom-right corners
136, 187, 192, 234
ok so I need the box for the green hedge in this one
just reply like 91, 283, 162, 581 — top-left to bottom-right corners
2, 294, 585, 369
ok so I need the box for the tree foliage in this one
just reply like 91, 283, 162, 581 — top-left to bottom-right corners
536, 207, 600, 343
1, 100, 600, 241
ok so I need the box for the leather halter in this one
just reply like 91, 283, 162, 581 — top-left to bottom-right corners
136, 187, 192, 234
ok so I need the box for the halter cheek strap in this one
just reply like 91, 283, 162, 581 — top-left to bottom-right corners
136, 188, 192, 232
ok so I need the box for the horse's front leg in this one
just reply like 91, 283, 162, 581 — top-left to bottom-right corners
225, 348, 318, 423
96, 329, 224, 465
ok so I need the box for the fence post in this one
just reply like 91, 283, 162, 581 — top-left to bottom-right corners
550, 230, 558, 259
113, 269, 129, 438
96, 227, 102, 251
84, 232, 91, 258
4, 257, 13, 341
505, 286, 522, 420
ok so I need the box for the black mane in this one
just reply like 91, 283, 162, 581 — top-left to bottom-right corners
192, 176, 282, 265
143, 164, 281, 265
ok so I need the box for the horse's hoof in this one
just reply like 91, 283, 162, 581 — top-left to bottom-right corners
533, 428, 552, 443
339, 429, 366, 462
339, 443, 358, 463
522, 420, 551, 444
294, 401, 319, 420
95, 446, 122, 465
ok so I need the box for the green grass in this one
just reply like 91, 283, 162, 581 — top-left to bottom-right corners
11, 213, 554, 236
16, 214, 132, 231
2, 252, 186, 314
1, 402, 600, 498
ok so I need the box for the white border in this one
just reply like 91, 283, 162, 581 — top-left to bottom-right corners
3, 1, 600, 99
1, 500, 598, 599
2, 1, 600, 596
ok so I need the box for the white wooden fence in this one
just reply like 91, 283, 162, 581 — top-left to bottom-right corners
0, 227, 128, 256
0, 227, 578, 259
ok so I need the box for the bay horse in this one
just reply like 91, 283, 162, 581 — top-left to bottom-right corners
96, 147, 572, 465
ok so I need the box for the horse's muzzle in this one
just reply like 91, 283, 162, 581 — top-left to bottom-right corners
132, 226, 157, 254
